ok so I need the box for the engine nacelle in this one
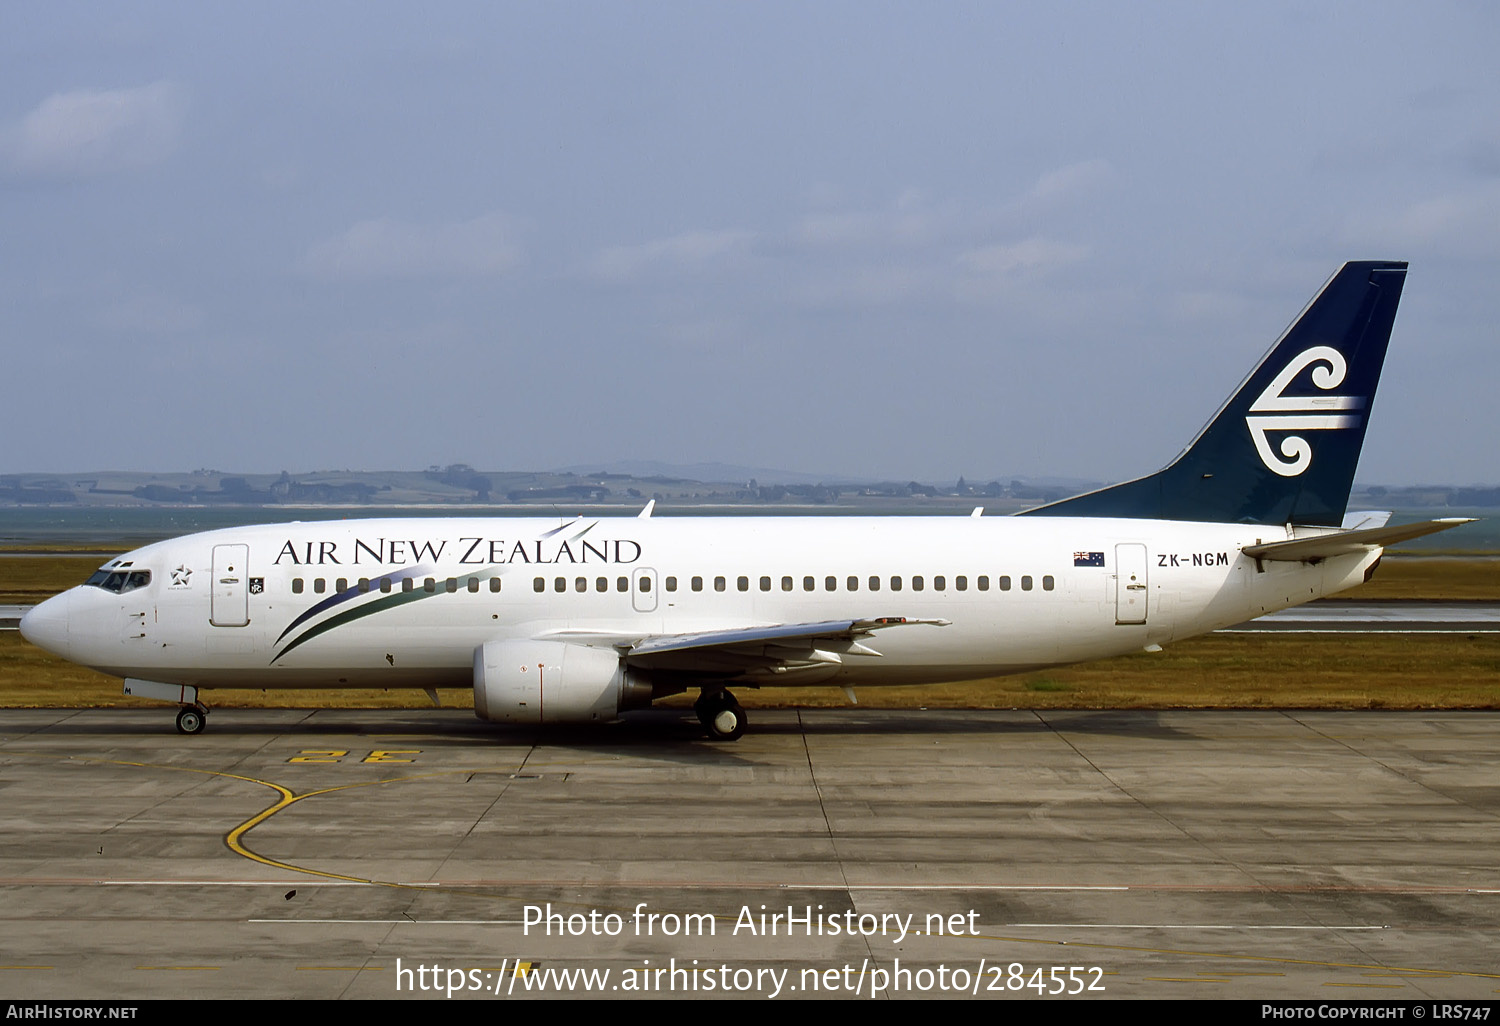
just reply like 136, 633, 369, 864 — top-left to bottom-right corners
473, 639, 651, 725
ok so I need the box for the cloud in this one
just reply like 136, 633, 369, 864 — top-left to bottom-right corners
950, 238, 1092, 304
957, 238, 1091, 277
585, 228, 755, 281
585, 169, 1104, 310
794, 190, 958, 249
302, 212, 524, 280
1023, 159, 1114, 208
1344, 182, 1500, 259
4, 82, 186, 179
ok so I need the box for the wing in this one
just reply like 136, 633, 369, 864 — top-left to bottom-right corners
540, 617, 950, 683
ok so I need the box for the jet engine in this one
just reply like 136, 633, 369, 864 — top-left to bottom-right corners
473, 639, 653, 724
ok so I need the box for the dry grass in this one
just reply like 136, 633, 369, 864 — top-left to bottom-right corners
1343, 557, 1500, 601
0, 557, 106, 604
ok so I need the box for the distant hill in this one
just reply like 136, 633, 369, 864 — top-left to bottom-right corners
2, 467, 1496, 513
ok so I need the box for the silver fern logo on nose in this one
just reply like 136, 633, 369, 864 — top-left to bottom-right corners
1246, 346, 1365, 477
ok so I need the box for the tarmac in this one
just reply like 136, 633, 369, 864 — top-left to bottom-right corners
2, 707, 1499, 1000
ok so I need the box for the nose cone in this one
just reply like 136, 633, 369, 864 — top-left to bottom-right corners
19, 591, 72, 659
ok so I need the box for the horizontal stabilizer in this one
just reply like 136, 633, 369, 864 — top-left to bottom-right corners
1241, 518, 1475, 562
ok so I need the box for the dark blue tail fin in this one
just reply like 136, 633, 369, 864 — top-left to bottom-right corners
1021, 260, 1408, 527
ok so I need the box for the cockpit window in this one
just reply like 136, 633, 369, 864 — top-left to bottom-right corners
85, 568, 151, 594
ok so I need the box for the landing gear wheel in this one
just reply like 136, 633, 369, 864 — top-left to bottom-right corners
695, 690, 746, 741
707, 703, 746, 742
175, 706, 206, 735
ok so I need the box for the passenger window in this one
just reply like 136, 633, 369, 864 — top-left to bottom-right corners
847, 576, 859, 591
715, 576, 726, 592
1043, 575, 1055, 591
489, 577, 502, 593
314, 578, 326, 594
934, 575, 945, 591
446, 577, 457, 593
380, 578, 393, 594
575, 577, 587, 593
779, 576, 790, 591
359, 578, 370, 593
825, 576, 836, 591
292, 578, 304, 594
617, 577, 628, 592
639, 577, 651, 593
468, 578, 480, 593
692, 576, 703, 592
891, 576, 902, 591
912, 576, 924, 591
401, 578, 413, 593
956, 576, 967, 591
555, 577, 566, 593
665, 576, 677, 592
337, 578, 348, 592
868, 576, 880, 591
596, 577, 608, 592
533, 578, 545, 593
999, 576, 1011, 591
977, 575, 989, 591
425, 578, 436, 593
737, 576, 749, 592
763, 576, 774, 592
803, 576, 814, 592
1021, 575, 1033, 591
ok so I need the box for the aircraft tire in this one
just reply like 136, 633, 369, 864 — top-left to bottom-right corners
693, 690, 723, 728
705, 700, 746, 742
175, 707, 206, 735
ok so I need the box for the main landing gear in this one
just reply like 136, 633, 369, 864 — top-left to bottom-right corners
175, 702, 209, 735
694, 689, 746, 742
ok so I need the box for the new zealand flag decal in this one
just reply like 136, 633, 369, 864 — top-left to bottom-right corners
1073, 551, 1105, 567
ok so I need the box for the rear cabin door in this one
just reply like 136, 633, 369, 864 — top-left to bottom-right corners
1114, 543, 1148, 625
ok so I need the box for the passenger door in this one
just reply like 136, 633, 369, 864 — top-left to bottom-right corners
1114, 543, 1148, 625
211, 544, 250, 627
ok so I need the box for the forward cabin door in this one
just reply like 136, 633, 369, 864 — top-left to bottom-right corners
211, 544, 250, 627
1114, 543, 1148, 625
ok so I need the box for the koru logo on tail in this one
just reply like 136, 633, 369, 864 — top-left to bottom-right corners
1245, 346, 1365, 477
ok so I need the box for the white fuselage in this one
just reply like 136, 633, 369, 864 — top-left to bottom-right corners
26, 514, 1375, 692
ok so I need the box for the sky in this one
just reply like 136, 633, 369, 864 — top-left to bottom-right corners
2, 2, 1496, 486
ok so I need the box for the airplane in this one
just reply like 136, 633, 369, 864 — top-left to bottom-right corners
19, 260, 1473, 741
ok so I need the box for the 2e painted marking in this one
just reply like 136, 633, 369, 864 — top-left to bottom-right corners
287, 750, 421, 764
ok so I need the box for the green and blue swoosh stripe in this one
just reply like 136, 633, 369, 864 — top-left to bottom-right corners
270, 519, 599, 662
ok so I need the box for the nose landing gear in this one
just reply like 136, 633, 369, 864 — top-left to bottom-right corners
123, 679, 211, 736
694, 689, 746, 742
